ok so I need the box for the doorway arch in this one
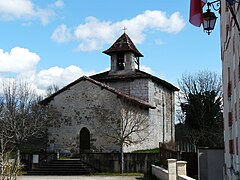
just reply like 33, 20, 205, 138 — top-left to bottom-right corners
80, 127, 90, 153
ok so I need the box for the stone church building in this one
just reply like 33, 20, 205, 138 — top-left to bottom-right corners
41, 33, 178, 155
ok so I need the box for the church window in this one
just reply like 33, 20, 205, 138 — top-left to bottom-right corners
117, 53, 125, 70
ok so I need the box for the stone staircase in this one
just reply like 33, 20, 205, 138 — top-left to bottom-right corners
26, 159, 97, 175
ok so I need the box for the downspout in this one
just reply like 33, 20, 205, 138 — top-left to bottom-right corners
162, 94, 165, 143
170, 92, 173, 142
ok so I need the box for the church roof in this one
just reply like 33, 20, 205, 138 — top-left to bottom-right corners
91, 70, 179, 91
40, 76, 155, 109
103, 33, 143, 57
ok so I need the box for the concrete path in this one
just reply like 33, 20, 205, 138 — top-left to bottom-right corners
19, 175, 142, 180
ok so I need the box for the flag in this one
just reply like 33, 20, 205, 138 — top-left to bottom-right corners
189, 0, 207, 27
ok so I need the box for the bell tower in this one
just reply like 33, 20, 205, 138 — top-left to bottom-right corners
103, 33, 143, 74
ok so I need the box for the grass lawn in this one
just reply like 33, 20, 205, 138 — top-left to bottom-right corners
94, 172, 144, 176
94, 172, 155, 180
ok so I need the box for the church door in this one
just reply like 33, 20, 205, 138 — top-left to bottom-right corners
80, 127, 90, 153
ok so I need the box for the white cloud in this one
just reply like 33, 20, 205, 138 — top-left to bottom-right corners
0, 0, 62, 25
155, 39, 164, 45
0, 58, 161, 97
140, 65, 155, 75
51, 24, 72, 43
53, 0, 64, 8
0, 0, 34, 19
34, 65, 96, 92
52, 10, 185, 51
35, 8, 55, 25
0, 65, 96, 95
0, 47, 40, 73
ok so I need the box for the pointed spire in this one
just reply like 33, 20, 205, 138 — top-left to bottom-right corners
103, 33, 143, 57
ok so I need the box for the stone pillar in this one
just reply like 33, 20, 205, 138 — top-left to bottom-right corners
110, 54, 117, 72
168, 159, 177, 180
177, 161, 187, 176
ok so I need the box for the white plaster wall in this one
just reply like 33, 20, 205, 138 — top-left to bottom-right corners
221, 1, 240, 179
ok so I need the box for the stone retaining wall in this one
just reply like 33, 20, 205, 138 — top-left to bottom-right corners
78, 153, 160, 174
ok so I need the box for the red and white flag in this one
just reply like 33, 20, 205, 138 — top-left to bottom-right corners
189, 0, 207, 27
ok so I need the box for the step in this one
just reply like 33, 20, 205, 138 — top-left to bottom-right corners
26, 171, 91, 175
26, 159, 97, 175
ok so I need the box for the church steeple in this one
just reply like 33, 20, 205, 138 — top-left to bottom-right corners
103, 33, 143, 73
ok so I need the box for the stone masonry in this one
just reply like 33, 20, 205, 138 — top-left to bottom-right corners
41, 32, 178, 155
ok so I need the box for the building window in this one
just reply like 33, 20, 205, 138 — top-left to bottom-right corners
117, 53, 125, 70
235, 102, 237, 121
229, 139, 234, 154
239, 99, 240, 119
233, 35, 235, 55
228, 67, 232, 99
225, 1, 229, 12
228, 81, 232, 99
234, 69, 236, 88
229, 112, 233, 126
238, 60, 240, 81
236, 138, 238, 155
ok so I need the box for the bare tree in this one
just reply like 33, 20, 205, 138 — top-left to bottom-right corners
0, 80, 57, 178
0, 130, 22, 180
45, 84, 59, 97
177, 70, 223, 147
0, 80, 50, 148
95, 101, 150, 173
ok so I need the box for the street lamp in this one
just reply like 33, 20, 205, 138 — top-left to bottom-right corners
202, 1, 219, 35
202, 0, 240, 35
203, 8, 218, 35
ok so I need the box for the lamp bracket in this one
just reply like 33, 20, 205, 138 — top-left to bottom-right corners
206, 0, 240, 32
207, 0, 220, 11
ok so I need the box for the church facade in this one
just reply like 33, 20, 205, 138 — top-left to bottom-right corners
41, 33, 178, 154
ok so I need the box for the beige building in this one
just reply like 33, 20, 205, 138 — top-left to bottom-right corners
221, 1, 240, 179
41, 33, 178, 155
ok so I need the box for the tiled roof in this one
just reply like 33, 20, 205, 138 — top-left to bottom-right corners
103, 33, 143, 57
40, 76, 155, 109
91, 70, 179, 91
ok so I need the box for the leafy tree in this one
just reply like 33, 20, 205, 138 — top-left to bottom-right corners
177, 70, 223, 147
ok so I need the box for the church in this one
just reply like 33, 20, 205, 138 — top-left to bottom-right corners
41, 33, 179, 155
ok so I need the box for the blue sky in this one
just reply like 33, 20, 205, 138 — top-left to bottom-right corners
0, 0, 221, 94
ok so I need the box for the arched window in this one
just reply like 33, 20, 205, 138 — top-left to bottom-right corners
80, 127, 90, 152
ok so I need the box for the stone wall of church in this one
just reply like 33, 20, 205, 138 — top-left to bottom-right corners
148, 81, 175, 145
47, 80, 123, 154
107, 78, 175, 152
47, 80, 154, 154
105, 79, 149, 102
